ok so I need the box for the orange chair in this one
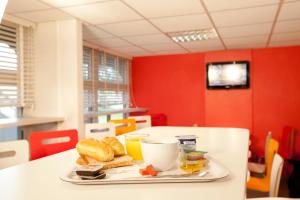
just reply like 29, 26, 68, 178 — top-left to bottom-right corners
110, 119, 136, 136
247, 138, 279, 192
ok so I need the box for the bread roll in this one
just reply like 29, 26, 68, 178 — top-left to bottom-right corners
102, 137, 125, 156
76, 139, 114, 162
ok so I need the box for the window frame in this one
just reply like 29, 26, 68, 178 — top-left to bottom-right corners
83, 45, 131, 123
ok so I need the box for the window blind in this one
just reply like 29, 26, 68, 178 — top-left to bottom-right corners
0, 23, 19, 106
22, 26, 34, 108
83, 47, 130, 120
0, 21, 34, 108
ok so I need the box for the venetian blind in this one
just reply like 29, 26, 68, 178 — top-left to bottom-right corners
0, 23, 19, 106
0, 22, 34, 107
83, 47, 130, 117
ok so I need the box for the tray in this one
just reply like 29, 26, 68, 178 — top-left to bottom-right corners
60, 158, 230, 185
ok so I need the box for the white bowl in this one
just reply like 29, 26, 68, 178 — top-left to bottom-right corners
141, 139, 179, 171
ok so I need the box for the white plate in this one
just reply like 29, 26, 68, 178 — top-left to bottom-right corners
60, 158, 229, 185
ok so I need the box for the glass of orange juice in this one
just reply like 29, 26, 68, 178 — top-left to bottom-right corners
125, 134, 149, 161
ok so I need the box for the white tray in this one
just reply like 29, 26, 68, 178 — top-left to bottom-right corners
60, 158, 230, 185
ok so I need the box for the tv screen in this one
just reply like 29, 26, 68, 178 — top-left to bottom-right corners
206, 61, 250, 89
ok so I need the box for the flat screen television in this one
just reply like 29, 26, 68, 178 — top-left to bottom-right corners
206, 61, 250, 89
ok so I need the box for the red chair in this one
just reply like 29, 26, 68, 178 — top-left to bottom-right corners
279, 126, 296, 177
30, 129, 78, 160
149, 113, 167, 126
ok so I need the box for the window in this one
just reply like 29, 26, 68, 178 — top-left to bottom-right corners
0, 20, 34, 141
0, 21, 34, 110
83, 47, 130, 123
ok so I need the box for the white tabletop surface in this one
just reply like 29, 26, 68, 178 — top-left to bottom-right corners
0, 126, 249, 200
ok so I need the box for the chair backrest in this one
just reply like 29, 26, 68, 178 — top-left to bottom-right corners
0, 140, 29, 169
30, 129, 78, 160
129, 115, 151, 130
270, 153, 284, 197
85, 123, 116, 139
110, 119, 136, 136
279, 126, 295, 160
265, 132, 272, 163
266, 139, 280, 179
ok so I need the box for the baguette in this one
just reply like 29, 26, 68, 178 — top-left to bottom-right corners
76, 138, 114, 162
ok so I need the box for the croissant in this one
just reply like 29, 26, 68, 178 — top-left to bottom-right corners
102, 137, 125, 156
76, 138, 114, 162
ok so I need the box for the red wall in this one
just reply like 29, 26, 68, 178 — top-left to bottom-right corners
204, 50, 253, 131
132, 46, 300, 158
252, 46, 300, 157
132, 53, 205, 126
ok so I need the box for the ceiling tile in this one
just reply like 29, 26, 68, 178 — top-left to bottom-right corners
5, 0, 50, 14
14, 9, 72, 23
124, 34, 173, 45
203, 0, 279, 12
211, 5, 278, 27
150, 14, 212, 32
223, 35, 269, 46
111, 45, 149, 54
41, 0, 108, 7
113, 45, 149, 55
227, 43, 266, 49
142, 43, 183, 51
278, 1, 300, 21
153, 49, 188, 55
62, 1, 142, 25
123, 0, 204, 18
218, 23, 272, 38
274, 19, 300, 33
271, 32, 300, 42
180, 39, 224, 50
98, 20, 160, 37
83, 25, 114, 40
132, 52, 154, 57
269, 40, 300, 47
93, 37, 132, 48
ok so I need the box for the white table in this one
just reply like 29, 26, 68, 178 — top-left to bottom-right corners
0, 127, 249, 200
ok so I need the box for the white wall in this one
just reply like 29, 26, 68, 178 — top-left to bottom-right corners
24, 19, 84, 138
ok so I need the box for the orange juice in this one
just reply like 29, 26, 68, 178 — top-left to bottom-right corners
125, 134, 148, 160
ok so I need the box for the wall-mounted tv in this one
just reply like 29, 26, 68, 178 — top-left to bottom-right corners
206, 61, 250, 89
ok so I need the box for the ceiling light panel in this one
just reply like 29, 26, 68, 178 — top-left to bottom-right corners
278, 1, 300, 21
203, 0, 279, 12
41, 0, 108, 7
150, 14, 212, 32
168, 28, 218, 43
62, 1, 142, 25
218, 23, 272, 38
14, 9, 72, 22
5, 0, 50, 14
98, 20, 160, 37
123, 0, 204, 18
83, 25, 114, 40
211, 5, 277, 27
180, 39, 224, 51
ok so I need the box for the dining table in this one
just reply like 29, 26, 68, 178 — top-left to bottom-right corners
0, 126, 249, 200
